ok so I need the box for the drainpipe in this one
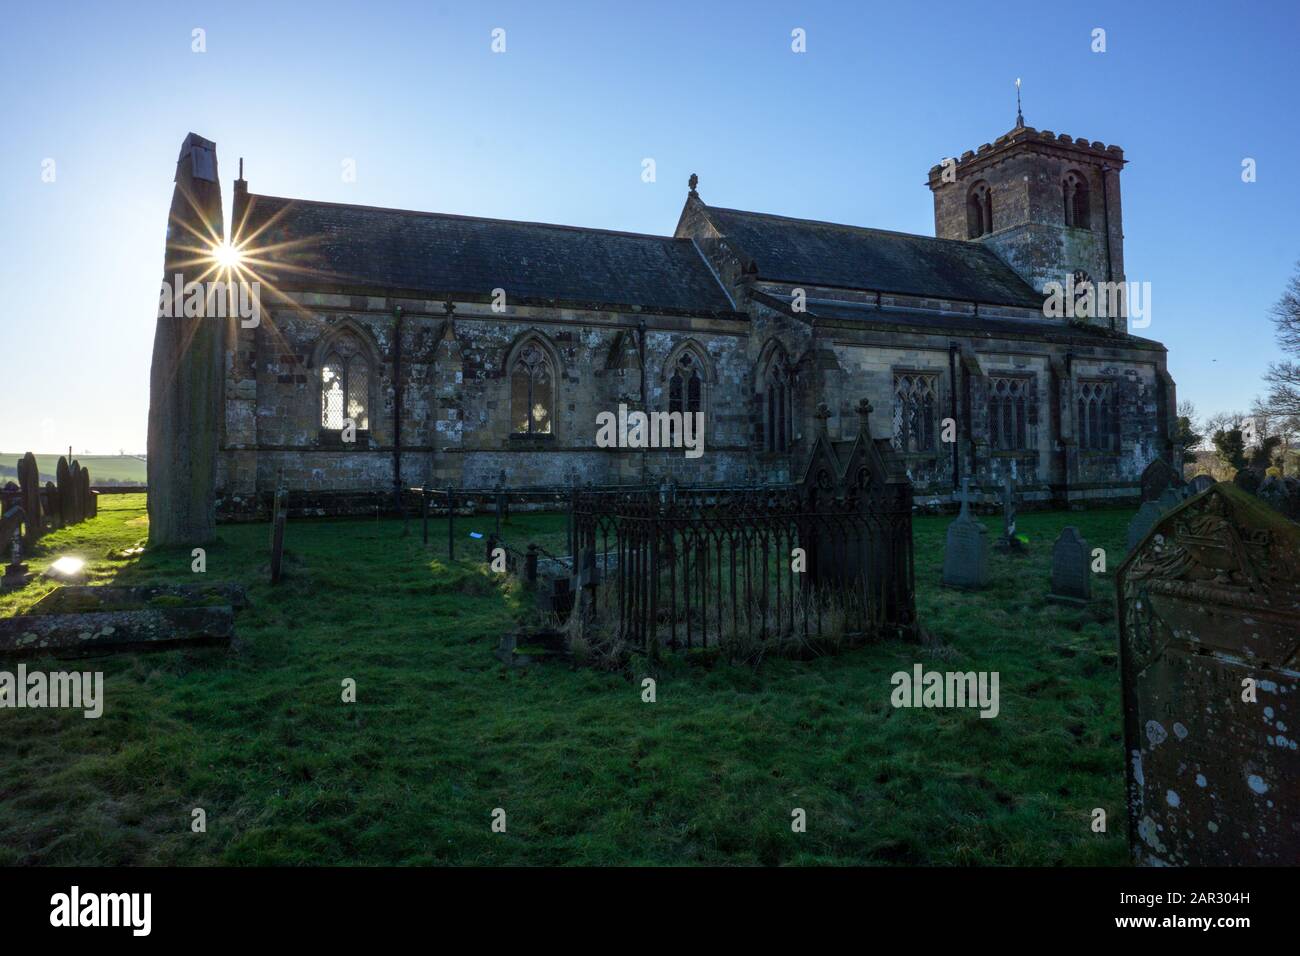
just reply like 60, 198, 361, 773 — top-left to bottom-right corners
949, 342, 960, 491
392, 304, 404, 510
1100, 165, 1115, 332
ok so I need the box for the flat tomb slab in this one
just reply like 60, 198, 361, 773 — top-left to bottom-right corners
0, 605, 234, 658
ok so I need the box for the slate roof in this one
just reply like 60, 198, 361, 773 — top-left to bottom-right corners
237, 193, 740, 316
698, 205, 1044, 310
756, 293, 1165, 351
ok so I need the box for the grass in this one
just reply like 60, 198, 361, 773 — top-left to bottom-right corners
1, 453, 147, 485
0, 494, 1133, 866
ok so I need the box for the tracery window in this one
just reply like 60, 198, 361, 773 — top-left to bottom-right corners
988, 376, 1032, 451
668, 349, 704, 443
321, 351, 370, 431
1076, 380, 1116, 451
893, 372, 938, 453
511, 341, 554, 435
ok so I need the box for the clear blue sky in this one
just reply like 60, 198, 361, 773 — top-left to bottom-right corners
2, 0, 1297, 454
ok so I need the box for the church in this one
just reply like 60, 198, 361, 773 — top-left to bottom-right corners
157, 116, 1175, 519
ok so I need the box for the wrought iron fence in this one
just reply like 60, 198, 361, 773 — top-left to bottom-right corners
571, 478, 916, 655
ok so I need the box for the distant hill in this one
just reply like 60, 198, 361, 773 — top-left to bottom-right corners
0, 453, 147, 486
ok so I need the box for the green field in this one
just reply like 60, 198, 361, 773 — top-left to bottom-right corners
0, 494, 1132, 865
0, 453, 147, 485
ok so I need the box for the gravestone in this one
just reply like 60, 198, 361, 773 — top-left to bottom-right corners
2, 528, 31, 592
993, 475, 1026, 554
70, 461, 85, 523
18, 453, 42, 547
1187, 474, 1215, 496
1125, 501, 1164, 555
1232, 465, 1264, 496
1117, 483, 1300, 865
1256, 474, 1300, 522
942, 478, 989, 589
44, 481, 60, 529
1047, 527, 1091, 605
1139, 457, 1185, 504
57, 456, 76, 527
1155, 486, 1185, 516
78, 466, 92, 522
269, 484, 287, 584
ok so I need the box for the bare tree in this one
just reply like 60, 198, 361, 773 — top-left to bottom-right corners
1262, 262, 1300, 418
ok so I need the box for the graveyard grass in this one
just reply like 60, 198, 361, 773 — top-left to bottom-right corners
1, 494, 1131, 866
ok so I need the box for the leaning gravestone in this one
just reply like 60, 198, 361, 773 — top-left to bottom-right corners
1048, 527, 1091, 605
18, 453, 42, 547
1117, 482, 1300, 865
1139, 457, 1185, 504
942, 478, 989, 589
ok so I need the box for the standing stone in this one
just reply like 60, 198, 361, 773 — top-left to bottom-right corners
1139, 457, 1184, 504
57, 456, 76, 527
1117, 483, 1300, 865
942, 478, 989, 589
1125, 501, 1163, 554
1047, 527, 1091, 604
147, 133, 225, 547
18, 453, 41, 547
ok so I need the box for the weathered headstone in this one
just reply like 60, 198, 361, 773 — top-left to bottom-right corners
1139, 457, 1184, 504
1256, 474, 1300, 522
942, 478, 989, 589
1125, 501, 1163, 555
1117, 483, 1300, 865
1155, 486, 1185, 516
147, 132, 225, 547
1048, 526, 1091, 605
1187, 474, 1215, 496
18, 453, 42, 547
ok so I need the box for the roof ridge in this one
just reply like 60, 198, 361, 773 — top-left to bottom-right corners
245, 192, 689, 244
704, 204, 990, 250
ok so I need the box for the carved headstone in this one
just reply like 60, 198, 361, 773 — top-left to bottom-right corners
1139, 457, 1184, 504
18, 453, 42, 547
1117, 483, 1300, 865
942, 478, 989, 589
1048, 527, 1091, 605
1125, 501, 1164, 555
147, 132, 225, 547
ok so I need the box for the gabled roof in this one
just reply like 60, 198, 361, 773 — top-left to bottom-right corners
236, 193, 741, 317
696, 205, 1044, 310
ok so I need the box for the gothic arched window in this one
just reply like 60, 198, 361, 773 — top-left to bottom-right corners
988, 376, 1032, 451
320, 348, 370, 431
763, 355, 793, 453
510, 341, 554, 435
893, 372, 938, 453
967, 181, 993, 238
1076, 380, 1116, 451
1063, 171, 1091, 229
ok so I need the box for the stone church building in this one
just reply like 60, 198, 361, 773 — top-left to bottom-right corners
198, 117, 1174, 517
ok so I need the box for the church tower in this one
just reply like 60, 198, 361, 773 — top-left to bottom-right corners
927, 112, 1126, 315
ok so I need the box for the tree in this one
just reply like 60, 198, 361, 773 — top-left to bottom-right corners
1212, 427, 1247, 473
1261, 262, 1300, 419
1172, 400, 1204, 464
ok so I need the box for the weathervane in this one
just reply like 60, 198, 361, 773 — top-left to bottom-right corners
1015, 77, 1024, 129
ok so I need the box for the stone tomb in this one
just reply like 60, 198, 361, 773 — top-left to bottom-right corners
1116, 483, 1300, 865
942, 478, 989, 589
1047, 527, 1091, 605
